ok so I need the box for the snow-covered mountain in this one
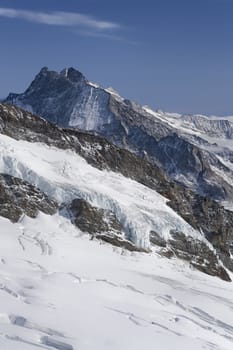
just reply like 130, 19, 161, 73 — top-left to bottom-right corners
5, 67, 233, 208
2, 102, 233, 277
0, 103, 233, 349
2, 67, 233, 349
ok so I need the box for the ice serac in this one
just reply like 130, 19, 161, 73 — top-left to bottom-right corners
5, 67, 233, 205
0, 103, 233, 281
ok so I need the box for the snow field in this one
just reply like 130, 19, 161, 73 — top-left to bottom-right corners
0, 213, 232, 349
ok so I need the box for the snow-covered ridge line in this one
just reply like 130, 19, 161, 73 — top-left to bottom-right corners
143, 106, 233, 137
0, 133, 204, 249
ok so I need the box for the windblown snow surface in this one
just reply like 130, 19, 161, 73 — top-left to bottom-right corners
0, 134, 233, 349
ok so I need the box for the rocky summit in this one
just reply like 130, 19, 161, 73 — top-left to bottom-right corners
5, 67, 233, 207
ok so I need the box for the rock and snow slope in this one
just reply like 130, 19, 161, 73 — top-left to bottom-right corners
2, 70, 233, 348
5, 67, 233, 205
0, 213, 233, 350
0, 133, 201, 248
0, 102, 233, 278
0, 109, 232, 349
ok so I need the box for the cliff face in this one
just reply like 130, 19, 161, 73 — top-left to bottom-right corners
0, 173, 57, 222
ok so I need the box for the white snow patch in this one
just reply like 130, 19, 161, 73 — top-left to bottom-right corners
105, 87, 124, 101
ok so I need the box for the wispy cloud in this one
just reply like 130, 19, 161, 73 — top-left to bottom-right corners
0, 7, 119, 30
75, 29, 141, 45
76, 29, 124, 41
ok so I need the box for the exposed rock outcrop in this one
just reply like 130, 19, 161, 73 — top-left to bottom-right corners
64, 198, 148, 253
0, 173, 57, 222
168, 230, 230, 281
149, 229, 231, 281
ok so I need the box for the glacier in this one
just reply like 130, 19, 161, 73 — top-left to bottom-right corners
0, 100, 233, 349
0, 133, 204, 248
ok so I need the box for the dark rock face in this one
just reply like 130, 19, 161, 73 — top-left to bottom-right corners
149, 231, 167, 247
6, 67, 87, 127
5, 67, 233, 203
168, 231, 231, 282
0, 174, 57, 222
0, 103, 233, 279
64, 198, 148, 253
66, 198, 122, 236
152, 230, 231, 282
5, 67, 114, 132
167, 190, 233, 273
152, 133, 233, 201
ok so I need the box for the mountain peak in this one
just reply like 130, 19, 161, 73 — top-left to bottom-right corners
67, 67, 85, 82
39, 66, 49, 75
34, 66, 86, 84
59, 67, 86, 83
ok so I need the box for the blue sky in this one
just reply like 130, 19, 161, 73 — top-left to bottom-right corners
0, 0, 233, 115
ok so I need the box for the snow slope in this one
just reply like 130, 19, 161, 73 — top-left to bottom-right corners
0, 133, 233, 349
0, 134, 203, 248
0, 213, 233, 350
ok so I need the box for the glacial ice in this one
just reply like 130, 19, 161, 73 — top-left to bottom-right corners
0, 133, 204, 248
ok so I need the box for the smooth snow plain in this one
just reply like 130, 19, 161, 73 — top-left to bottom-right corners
0, 134, 233, 349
